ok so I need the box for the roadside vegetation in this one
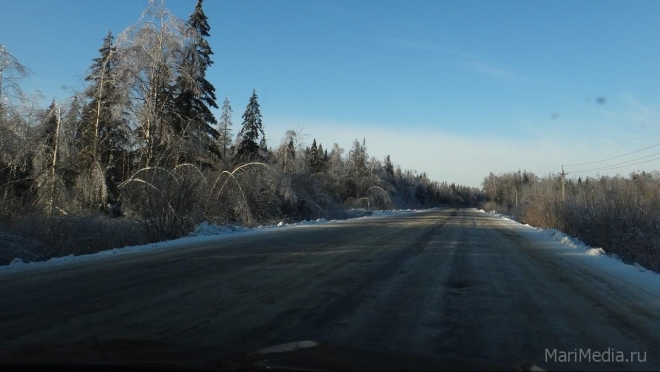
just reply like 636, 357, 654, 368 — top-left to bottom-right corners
482, 170, 660, 273
0, 0, 483, 265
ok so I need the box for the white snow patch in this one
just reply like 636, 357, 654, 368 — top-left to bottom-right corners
475, 208, 660, 298
480, 209, 518, 223
191, 222, 249, 236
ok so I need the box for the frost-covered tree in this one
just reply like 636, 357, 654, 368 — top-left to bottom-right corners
276, 130, 297, 173
82, 32, 131, 163
308, 138, 321, 173
78, 32, 130, 212
317, 143, 328, 172
0, 45, 30, 122
218, 97, 233, 159
33, 101, 64, 214
287, 137, 296, 159
348, 138, 368, 175
0, 46, 33, 190
115, 0, 190, 165
328, 143, 344, 175
259, 136, 270, 161
384, 154, 394, 178
347, 138, 368, 195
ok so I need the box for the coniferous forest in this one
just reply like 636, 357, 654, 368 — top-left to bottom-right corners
0, 1, 483, 264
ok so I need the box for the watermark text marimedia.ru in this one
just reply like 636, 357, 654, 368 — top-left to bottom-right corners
546, 348, 646, 363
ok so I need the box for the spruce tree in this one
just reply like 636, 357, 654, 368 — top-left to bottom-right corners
282, 137, 296, 172
64, 96, 82, 137
317, 143, 327, 172
171, 0, 220, 164
80, 32, 132, 213
80, 31, 128, 172
308, 138, 320, 173
347, 138, 369, 199
287, 138, 296, 160
62, 96, 82, 177
259, 136, 270, 161
218, 97, 233, 159
235, 89, 264, 163
41, 101, 59, 152
385, 155, 394, 177
349, 138, 368, 175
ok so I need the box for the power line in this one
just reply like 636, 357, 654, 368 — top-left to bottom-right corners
570, 155, 660, 173
568, 150, 660, 173
564, 142, 660, 167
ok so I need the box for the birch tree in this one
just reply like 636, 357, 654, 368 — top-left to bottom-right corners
0, 45, 30, 123
115, 0, 189, 166
0, 45, 32, 193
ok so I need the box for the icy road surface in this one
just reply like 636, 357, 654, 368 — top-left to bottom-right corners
1, 208, 659, 370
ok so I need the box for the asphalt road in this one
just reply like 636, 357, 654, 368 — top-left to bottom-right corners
1, 208, 659, 370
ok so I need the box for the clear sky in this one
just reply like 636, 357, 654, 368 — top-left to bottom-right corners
2, 0, 660, 187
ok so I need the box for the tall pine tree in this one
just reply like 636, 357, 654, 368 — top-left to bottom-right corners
235, 89, 265, 163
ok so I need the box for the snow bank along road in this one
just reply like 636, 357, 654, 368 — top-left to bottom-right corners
1, 208, 659, 370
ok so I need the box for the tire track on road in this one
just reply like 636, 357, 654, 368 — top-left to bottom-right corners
227, 209, 458, 352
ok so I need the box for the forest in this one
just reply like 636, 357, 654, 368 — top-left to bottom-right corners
0, 0, 483, 265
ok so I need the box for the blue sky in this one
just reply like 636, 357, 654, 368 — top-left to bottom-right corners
2, 0, 660, 186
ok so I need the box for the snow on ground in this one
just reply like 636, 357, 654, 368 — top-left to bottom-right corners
477, 208, 660, 299
478, 209, 608, 256
0, 208, 420, 274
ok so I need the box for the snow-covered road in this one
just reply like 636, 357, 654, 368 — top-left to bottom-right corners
1, 208, 659, 370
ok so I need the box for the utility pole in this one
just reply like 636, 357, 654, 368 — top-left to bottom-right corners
514, 187, 518, 208
560, 165, 568, 202
49, 105, 61, 215
0, 45, 5, 119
